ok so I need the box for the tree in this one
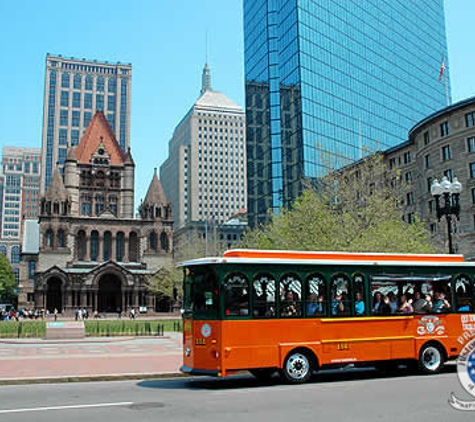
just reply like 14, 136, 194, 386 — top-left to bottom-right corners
146, 265, 182, 299
0, 253, 16, 301
173, 231, 207, 262
240, 153, 435, 253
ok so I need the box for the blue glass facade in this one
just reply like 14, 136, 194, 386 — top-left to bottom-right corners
244, 0, 450, 226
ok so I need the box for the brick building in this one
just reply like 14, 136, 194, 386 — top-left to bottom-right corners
383, 96, 475, 258
19, 111, 174, 314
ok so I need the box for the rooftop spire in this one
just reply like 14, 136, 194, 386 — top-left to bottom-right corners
201, 63, 212, 94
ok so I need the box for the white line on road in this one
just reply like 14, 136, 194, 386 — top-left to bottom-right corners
0, 401, 134, 414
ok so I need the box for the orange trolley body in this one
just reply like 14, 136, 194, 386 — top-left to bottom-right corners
180, 249, 475, 382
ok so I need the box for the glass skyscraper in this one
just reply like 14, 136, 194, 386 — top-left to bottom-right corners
41, 55, 132, 193
244, 0, 450, 226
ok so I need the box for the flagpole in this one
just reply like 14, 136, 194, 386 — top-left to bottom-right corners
445, 70, 450, 106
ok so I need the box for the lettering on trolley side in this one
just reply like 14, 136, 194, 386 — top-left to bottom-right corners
195, 338, 206, 346
337, 342, 349, 350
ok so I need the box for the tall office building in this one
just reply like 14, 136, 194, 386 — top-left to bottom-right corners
41, 54, 132, 193
244, 0, 450, 226
160, 64, 247, 230
0, 147, 41, 286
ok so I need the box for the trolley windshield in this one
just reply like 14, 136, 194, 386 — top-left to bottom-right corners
182, 265, 219, 319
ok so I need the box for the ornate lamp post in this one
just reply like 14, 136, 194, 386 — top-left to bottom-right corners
430, 176, 462, 254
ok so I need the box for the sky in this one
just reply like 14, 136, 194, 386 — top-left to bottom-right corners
0, 0, 473, 204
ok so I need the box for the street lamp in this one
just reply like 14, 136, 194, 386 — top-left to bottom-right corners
430, 176, 462, 254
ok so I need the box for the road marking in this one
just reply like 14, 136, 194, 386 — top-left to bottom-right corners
0, 401, 134, 414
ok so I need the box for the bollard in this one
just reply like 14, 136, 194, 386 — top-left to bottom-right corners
17, 322, 22, 338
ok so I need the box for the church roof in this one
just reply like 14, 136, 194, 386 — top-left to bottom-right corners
144, 169, 168, 204
45, 166, 68, 201
74, 111, 126, 166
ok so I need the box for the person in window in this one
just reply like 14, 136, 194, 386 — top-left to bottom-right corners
307, 293, 324, 316
306, 293, 319, 316
458, 299, 472, 312
238, 291, 249, 316
432, 292, 451, 313
388, 292, 399, 314
331, 291, 345, 316
372, 291, 383, 315
379, 295, 392, 316
413, 291, 431, 314
354, 292, 365, 316
398, 295, 413, 314
281, 291, 298, 317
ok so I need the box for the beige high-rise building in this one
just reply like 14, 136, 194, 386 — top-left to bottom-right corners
160, 64, 247, 230
0, 146, 41, 286
40, 54, 132, 194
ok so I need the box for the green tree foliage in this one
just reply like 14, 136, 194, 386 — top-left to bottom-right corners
240, 153, 435, 254
0, 253, 16, 300
173, 232, 207, 262
146, 265, 182, 298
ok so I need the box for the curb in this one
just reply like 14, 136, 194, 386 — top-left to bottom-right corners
0, 335, 175, 345
0, 372, 188, 386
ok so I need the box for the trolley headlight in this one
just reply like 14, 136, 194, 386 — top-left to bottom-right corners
185, 347, 191, 357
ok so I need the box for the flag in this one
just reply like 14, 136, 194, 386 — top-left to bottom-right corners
438, 58, 446, 82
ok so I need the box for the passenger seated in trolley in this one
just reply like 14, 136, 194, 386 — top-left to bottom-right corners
398, 295, 413, 314
354, 292, 365, 316
331, 291, 345, 316
306, 293, 324, 316
372, 291, 383, 315
458, 299, 472, 312
412, 291, 432, 314
281, 290, 299, 317
432, 292, 451, 313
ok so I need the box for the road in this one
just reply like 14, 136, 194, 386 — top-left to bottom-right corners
0, 368, 473, 422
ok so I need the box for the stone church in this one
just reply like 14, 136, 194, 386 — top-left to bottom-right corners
19, 111, 174, 315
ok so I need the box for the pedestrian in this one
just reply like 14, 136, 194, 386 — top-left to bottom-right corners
54, 308, 58, 321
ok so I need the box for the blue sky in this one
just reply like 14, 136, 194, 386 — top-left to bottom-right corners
0, 0, 473, 203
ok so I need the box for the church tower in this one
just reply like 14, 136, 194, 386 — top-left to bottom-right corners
139, 169, 173, 254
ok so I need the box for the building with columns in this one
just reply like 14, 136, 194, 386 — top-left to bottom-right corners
19, 111, 173, 314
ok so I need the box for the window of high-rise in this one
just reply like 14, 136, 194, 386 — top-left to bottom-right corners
244, 0, 449, 226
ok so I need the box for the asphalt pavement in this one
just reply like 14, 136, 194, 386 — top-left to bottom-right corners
0, 371, 468, 422
0, 332, 183, 385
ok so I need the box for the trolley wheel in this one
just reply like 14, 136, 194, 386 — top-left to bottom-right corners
418, 343, 445, 374
282, 350, 313, 384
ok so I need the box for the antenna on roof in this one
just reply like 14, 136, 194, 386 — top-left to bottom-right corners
205, 28, 209, 64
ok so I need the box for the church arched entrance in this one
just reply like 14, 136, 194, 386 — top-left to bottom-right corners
98, 274, 122, 312
46, 278, 63, 312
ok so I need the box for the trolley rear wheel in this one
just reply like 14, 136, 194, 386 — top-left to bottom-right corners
282, 350, 313, 384
418, 343, 445, 374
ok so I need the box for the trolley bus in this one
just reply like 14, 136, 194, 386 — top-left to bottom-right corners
180, 249, 475, 383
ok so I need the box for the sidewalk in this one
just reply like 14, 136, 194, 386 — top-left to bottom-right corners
0, 332, 184, 385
